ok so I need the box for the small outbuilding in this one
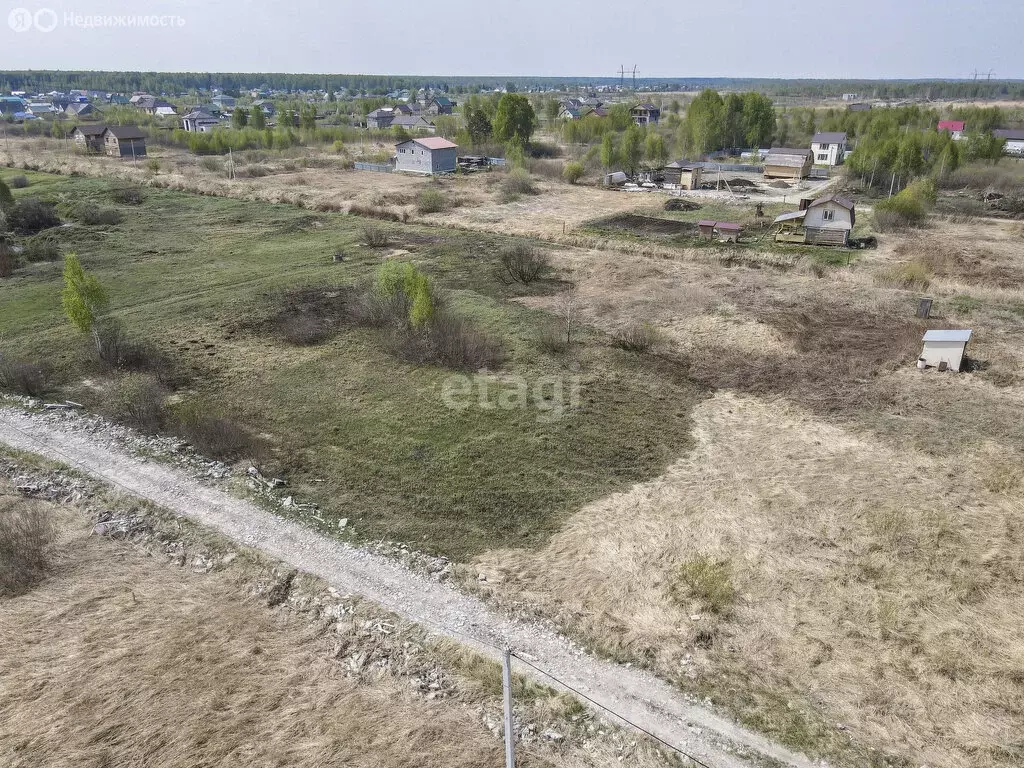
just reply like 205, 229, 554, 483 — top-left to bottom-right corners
763, 148, 813, 179
394, 136, 458, 175
102, 125, 147, 158
698, 220, 742, 242
920, 329, 972, 372
70, 124, 106, 153
663, 160, 703, 190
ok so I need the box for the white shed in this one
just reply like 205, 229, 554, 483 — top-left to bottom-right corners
920, 329, 972, 372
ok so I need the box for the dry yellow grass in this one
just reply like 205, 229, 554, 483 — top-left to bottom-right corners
474, 392, 1024, 767
0, 487, 673, 768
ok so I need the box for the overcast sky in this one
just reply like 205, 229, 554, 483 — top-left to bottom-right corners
1, 0, 1021, 80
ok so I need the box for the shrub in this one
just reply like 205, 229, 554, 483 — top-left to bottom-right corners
348, 202, 401, 221
22, 233, 61, 262
374, 261, 434, 327
105, 373, 169, 434
0, 243, 15, 278
562, 161, 585, 185
390, 310, 504, 371
75, 203, 123, 226
173, 407, 265, 461
874, 261, 931, 291
6, 198, 61, 235
199, 156, 224, 172
500, 167, 538, 201
9, 174, 29, 189
670, 556, 736, 616
874, 178, 937, 232
0, 357, 52, 396
0, 500, 55, 597
93, 321, 176, 383
537, 324, 569, 354
496, 242, 548, 285
0, 179, 13, 211
280, 314, 332, 345
362, 224, 390, 248
613, 322, 659, 353
240, 163, 268, 178
416, 187, 446, 214
145, 159, 160, 174
110, 183, 144, 205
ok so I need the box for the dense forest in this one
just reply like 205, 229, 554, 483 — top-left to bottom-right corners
1, 70, 1023, 100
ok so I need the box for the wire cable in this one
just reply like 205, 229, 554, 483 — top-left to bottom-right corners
510, 652, 714, 768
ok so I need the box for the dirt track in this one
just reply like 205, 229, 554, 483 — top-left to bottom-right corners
0, 406, 816, 768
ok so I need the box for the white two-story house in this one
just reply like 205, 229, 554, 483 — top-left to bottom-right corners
810, 132, 848, 166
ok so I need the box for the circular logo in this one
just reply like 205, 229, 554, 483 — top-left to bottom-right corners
8, 7, 34, 32
33, 8, 58, 32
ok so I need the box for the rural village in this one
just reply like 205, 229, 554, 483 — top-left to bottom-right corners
2, 18, 1024, 768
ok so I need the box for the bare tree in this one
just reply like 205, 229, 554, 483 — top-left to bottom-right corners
558, 281, 579, 346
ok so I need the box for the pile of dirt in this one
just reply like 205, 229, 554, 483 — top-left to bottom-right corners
768, 180, 791, 189
727, 178, 757, 188
663, 198, 701, 212
589, 213, 698, 237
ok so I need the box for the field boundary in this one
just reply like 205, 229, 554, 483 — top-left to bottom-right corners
0, 405, 816, 768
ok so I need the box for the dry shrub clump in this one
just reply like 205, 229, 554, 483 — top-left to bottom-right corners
0, 497, 55, 597
537, 324, 569, 354
110, 182, 145, 205
0, 356, 52, 396
416, 187, 447, 214
93, 322, 178, 385
500, 168, 538, 202
103, 373, 169, 434
613, 322, 659, 353
0, 244, 16, 278
390, 310, 505, 372
6, 198, 61, 235
9, 174, 29, 189
874, 260, 931, 290
348, 202, 402, 222
361, 224, 390, 248
172, 406, 266, 462
669, 556, 736, 616
496, 242, 549, 285
75, 203, 123, 226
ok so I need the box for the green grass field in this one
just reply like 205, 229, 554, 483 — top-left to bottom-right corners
1, 172, 701, 559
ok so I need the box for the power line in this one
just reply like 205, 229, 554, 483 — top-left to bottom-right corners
511, 652, 714, 768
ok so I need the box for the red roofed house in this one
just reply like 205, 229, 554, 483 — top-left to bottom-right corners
394, 136, 458, 174
937, 120, 966, 140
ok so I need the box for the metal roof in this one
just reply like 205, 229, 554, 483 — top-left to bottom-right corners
994, 129, 1024, 141
922, 329, 973, 343
405, 136, 458, 150
812, 132, 847, 143
937, 121, 965, 132
774, 210, 806, 223
104, 125, 146, 140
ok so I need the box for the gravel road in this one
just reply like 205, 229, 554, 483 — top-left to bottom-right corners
0, 406, 818, 768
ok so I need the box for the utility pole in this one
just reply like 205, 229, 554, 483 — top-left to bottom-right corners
632, 65, 638, 92
502, 648, 516, 768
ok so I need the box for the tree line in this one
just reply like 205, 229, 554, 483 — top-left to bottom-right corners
5, 70, 1024, 101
